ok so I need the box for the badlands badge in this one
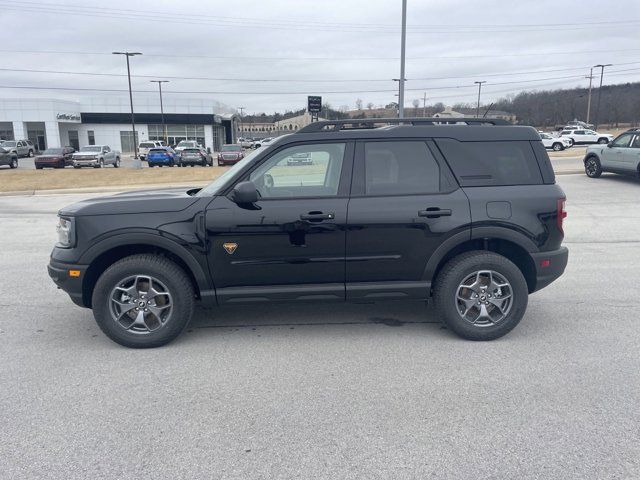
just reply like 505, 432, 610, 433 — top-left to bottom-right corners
223, 242, 238, 255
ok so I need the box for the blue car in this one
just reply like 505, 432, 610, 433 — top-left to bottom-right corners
147, 147, 179, 167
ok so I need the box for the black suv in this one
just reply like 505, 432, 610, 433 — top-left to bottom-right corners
48, 118, 568, 348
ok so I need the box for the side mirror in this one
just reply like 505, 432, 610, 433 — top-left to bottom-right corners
607, 143, 613, 148
230, 181, 259, 204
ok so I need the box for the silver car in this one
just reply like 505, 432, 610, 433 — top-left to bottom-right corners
1, 139, 35, 157
584, 129, 640, 178
72, 145, 121, 168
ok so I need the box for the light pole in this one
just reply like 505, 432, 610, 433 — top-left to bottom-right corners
593, 63, 612, 130
150, 80, 169, 145
113, 51, 142, 161
397, 0, 407, 119
474, 81, 486, 118
585, 68, 594, 124
237, 107, 245, 139
422, 92, 427, 118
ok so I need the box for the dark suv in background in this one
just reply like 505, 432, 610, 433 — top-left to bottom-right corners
48, 118, 568, 348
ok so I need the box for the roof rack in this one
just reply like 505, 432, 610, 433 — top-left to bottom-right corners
297, 117, 511, 133
626, 127, 640, 132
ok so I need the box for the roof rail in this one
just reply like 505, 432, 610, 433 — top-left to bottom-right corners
297, 117, 511, 133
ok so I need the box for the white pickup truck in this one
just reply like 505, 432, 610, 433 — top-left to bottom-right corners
72, 145, 121, 168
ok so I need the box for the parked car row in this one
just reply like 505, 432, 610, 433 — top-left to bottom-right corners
147, 146, 214, 167
237, 137, 275, 149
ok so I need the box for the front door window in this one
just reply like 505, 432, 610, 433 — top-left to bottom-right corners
249, 143, 346, 198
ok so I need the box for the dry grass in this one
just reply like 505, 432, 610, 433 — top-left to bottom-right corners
0, 166, 225, 192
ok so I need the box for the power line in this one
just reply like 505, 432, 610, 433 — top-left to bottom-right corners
2, 63, 638, 84
1, 48, 639, 62
1, 1, 639, 34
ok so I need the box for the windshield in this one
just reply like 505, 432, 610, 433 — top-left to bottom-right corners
196, 147, 263, 197
222, 145, 241, 152
2, 141, 16, 147
178, 141, 196, 147
81, 146, 102, 152
43, 148, 64, 154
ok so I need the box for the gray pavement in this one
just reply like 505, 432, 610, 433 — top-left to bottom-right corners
1, 173, 639, 479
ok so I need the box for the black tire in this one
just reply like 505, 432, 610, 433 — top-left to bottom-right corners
113, 157, 120, 168
597, 137, 609, 144
35, 165, 43, 170
91, 254, 195, 348
10, 158, 18, 169
433, 251, 529, 341
552, 142, 563, 151
568, 138, 574, 146
28, 150, 34, 157
585, 156, 602, 178
73, 165, 81, 169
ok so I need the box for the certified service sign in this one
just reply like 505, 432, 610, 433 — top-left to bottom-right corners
56, 113, 81, 122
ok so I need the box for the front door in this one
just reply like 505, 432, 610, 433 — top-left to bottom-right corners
603, 132, 634, 170
206, 141, 353, 303
345, 140, 471, 300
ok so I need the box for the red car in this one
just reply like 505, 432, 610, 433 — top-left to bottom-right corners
217, 144, 244, 166
35, 147, 75, 169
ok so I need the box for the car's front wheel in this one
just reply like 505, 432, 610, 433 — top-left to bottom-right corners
92, 254, 195, 348
433, 251, 528, 341
10, 157, 18, 169
114, 157, 120, 168
585, 156, 602, 178
552, 142, 563, 151
28, 150, 34, 157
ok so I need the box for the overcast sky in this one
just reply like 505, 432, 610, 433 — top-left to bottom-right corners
0, 0, 638, 114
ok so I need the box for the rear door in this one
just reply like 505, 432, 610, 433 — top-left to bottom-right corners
345, 139, 471, 300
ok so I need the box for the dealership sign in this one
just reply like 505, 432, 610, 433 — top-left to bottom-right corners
307, 96, 322, 113
56, 112, 81, 122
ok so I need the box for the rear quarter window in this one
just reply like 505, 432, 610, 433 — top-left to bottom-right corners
435, 139, 543, 186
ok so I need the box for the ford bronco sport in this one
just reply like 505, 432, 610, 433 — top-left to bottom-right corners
48, 118, 568, 348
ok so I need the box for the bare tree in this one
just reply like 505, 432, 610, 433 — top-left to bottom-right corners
366, 102, 374, 110
355, 98, 363, 110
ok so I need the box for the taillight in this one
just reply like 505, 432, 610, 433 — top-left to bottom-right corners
557, 198, 567, 233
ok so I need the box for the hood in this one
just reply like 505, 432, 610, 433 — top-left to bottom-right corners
59, 187, 200, 216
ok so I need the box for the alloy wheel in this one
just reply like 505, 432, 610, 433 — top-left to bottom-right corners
586, 158, 598, 176
109, 275, 173, 334
455, 270, 513, 327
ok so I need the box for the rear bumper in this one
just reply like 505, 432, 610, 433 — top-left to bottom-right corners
47, 258, 88, 307
148, 158, 173, 164
530, 247, 569, 292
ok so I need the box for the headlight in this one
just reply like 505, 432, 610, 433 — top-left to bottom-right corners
56, 216, 75, 248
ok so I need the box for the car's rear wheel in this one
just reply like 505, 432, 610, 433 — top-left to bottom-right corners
568, 138, 574, 146
597, 137, 609, 144
552, 142, 563, 151
433, 251, 528, 341
10, 158, 18, 169
585, 156, 602, 178
92, 254, 195, 348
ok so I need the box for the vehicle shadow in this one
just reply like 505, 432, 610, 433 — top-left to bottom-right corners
189, 301, 440, 331
598, 173, 640, 185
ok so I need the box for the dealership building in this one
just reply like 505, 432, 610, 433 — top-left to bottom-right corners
0, 98, 240, 153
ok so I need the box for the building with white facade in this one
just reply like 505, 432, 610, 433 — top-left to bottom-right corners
0, 97, 240, 153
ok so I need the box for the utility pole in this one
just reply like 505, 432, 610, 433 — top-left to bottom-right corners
593, 64, 612, 130
397, 0, 407, 119
150, 80, 169, 145
585, 68, 594, 124
474, 81, 486, 118
112, 51, 142, 161
422, 92, 427, 117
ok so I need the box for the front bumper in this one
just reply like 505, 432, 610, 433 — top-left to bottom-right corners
530, 247, 569, 292
48, 258, 88, 307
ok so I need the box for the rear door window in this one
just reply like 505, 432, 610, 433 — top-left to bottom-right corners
435, 139, 543, 186
362, 141, 443, 196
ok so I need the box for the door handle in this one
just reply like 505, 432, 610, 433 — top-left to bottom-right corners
418, 207, 452, 218
300, 211, 335, 221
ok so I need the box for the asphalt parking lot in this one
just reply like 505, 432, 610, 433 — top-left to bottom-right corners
1, 173, 639, 479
